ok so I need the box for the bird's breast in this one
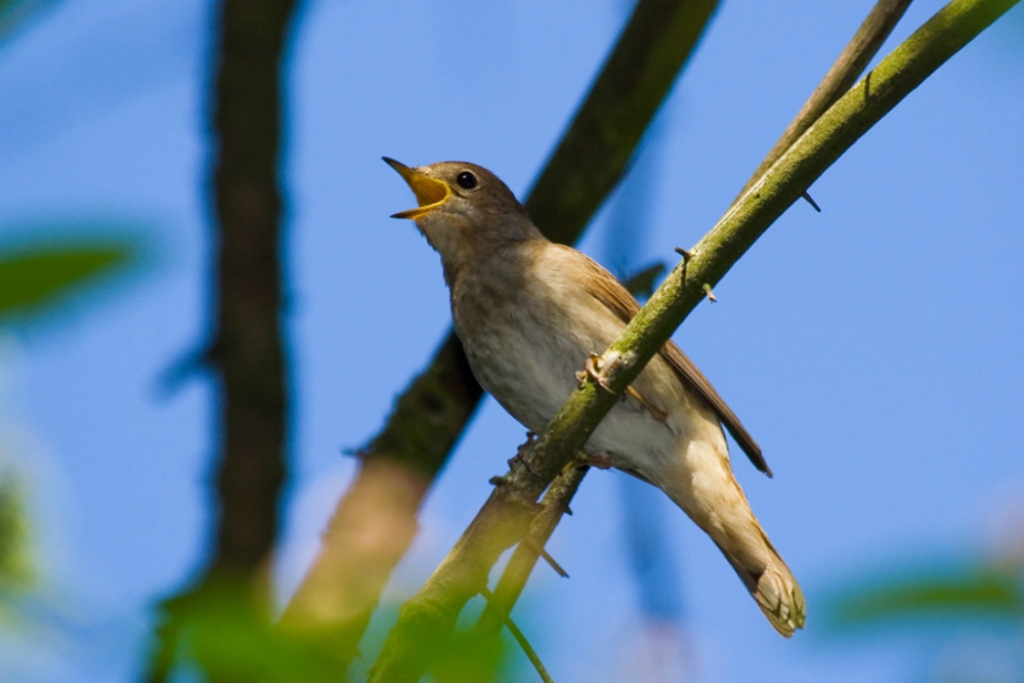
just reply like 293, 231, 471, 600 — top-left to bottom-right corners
450, 260, 683, 466
453, 282, 582, 434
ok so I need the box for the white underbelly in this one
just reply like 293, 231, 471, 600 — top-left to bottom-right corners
463, 324, 680, 472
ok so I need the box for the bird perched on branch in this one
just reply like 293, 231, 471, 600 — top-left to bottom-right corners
385, 157, 805, 637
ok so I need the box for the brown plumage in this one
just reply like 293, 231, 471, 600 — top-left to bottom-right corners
385, 157, 806, 636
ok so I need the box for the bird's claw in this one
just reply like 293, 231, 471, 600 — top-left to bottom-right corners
576, 353, 613, 393
586, 452, 615, 470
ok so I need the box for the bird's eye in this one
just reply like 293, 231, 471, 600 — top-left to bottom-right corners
456, 171, 478, 190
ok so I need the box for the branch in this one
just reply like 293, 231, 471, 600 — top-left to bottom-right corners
479, 586, 556, 683
278, 0, 722, 653
145, 0, 299, 679
208, 0, 297, 582
367, 1, 1019, 680
474, 463, 588, 638
525, 0, 722, 243
736, 0, 913, 201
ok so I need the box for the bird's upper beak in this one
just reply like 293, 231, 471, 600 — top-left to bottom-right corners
384, 157, 451, 220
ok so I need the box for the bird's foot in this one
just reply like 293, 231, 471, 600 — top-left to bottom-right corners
575, 353, 613, 392
575, 354, 666, 422
585, 452, 615, 470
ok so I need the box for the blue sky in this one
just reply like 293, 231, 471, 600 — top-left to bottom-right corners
0, 1, 1022, 681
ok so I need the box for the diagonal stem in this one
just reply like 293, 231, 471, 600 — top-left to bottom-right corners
479, 586, 557, 683
735, 0, 913, 202
474, 463, 588, 639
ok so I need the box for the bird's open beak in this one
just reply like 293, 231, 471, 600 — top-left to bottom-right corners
383, 157, 451, 220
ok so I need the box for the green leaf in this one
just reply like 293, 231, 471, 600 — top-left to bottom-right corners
154, 581, 363, 683
825, 565, 1024, 630
0, 475, 32, 595
0, 241, 138, 323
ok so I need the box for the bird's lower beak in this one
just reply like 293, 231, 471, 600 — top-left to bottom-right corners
383, 157, 451, 219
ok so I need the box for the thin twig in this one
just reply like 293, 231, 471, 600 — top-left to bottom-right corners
475, 462, 589, 639
735, 0, 914, 202
801, 190, 823, 212
480, 587, 556, 683
536, 546, 569, 579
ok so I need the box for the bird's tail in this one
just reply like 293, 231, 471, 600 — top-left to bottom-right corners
715, 532, 806, 637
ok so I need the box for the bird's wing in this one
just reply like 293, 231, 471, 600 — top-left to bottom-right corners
570, 248, 771, 476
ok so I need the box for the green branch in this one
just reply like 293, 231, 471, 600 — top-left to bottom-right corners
367, 1, 1019, 680
735, 0, 913, 201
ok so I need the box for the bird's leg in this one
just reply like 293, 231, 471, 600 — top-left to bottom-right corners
575, 353, 613, 392
576, 353, 667, 422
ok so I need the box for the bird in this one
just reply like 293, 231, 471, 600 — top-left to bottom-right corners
384, 157, 805, 637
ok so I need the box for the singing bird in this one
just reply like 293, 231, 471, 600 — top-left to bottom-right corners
385, 157, 805, 636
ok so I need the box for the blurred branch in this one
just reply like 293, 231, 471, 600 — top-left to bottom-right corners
208, 0, 297, 591
146, 0, 299, 680
368, 1, 1019, 679
734, 0, 913, 202
0, 0, 60, 46
525, 0, 722, 244
277, 335, 481, 663
621, 262, 667, 300
279, 0, 722, 656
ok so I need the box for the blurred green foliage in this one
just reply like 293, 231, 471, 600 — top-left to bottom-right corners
826, 564, 1024, 629
0, 231, 144, 628
428, 626, 507, 683
0, 240, 140, 325
152, 587, 516, 683
822, 551, 1024, 681
150, 585, 534, 683
151, 582, 343, 683
0, 473, 34, 634
0, 475, 32, 593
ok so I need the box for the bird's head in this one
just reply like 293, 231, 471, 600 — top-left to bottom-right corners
384, 158, 539, 277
